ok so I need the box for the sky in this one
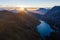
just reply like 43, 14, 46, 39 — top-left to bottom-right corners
0, 0, 60, 7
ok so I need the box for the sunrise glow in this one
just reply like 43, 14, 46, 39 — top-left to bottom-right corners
20, 7, 25, 11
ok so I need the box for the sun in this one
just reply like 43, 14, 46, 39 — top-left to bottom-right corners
20, 7, 25, 11
19, 7, 25, 15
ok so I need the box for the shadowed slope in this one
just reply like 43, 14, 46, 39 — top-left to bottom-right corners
0, 10, 41, 40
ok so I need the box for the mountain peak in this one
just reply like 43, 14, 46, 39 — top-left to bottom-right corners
52, 6, 60, 11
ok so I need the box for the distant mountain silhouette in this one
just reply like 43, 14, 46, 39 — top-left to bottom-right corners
42, 6, 60, 29
26, 8, 50, 20
36, 8, 50, 13
8, 9, 19, 13
26, 11, 43, 19
0, 8, 19, 13
0, 8, 5, 11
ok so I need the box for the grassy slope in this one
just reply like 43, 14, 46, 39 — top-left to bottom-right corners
0, 10, 41, 40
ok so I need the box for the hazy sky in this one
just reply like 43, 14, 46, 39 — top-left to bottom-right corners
0, 0, 60, 7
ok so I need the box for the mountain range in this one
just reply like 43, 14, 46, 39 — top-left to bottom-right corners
27, 6, 60, 40
26, 8, 50, 19
42, 6, 60, 29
